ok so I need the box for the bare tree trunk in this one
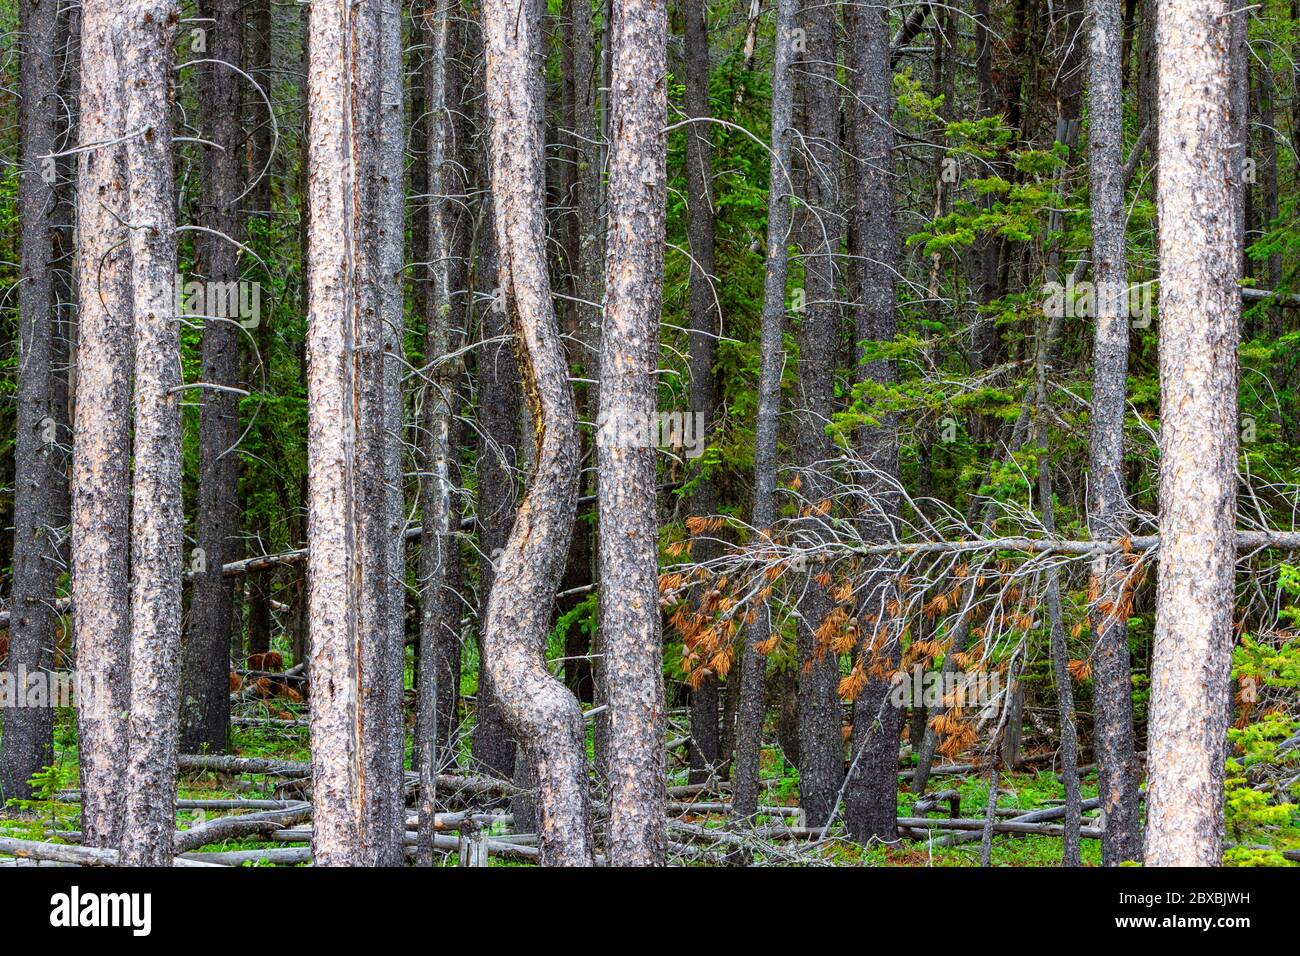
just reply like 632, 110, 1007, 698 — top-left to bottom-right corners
598, 0, 667, 866
843, 0, 903, 844
1, 0, 65, 802
732, 0, 797, 819
72, 0, 134, 851
682, 0, 722, 785
1145, 0, 1240, 867
304, 0, 403, 866
179, 0, 243, 755
114, 0, 182, 866
790, 0, 844, 824
481, 0, 594, 866
1085, 0, 1141, 865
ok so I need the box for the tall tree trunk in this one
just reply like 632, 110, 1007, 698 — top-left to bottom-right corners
72, 0, 134, 851
1, 0, 65, 802
843, 0, 903, 844
179, 0, 243, 755
790, 0, 844, 825
732, 0, 797, 819
1145, 0, 1240, 867
1085, 0, 1141, 865
599, 0, 668, 866
114, 0, 183, 866
304, 0, 405, 866
682, 0, 722, 785
481, 0, 594, 866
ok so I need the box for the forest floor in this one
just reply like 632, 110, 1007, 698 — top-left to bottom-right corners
2, 692, 1296, 866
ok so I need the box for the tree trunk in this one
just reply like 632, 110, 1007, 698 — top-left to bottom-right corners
1, 0, 65, 803
843, 0, 903, 845
1085, 0, 1141, 865
481, 0, 594, 866
71, 0, 134, 851
732, 0, 797, 819
114, 0, 183, 866
599, 0, 668, 866
682, 0, 722, 785
1145, 0, 1240, 867
790, 0, 845, 825
179, 0, 243, 756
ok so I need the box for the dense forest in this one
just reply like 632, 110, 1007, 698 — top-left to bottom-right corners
0, 0, 1295, 872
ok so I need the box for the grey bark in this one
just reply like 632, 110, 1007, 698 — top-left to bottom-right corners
1085, 0, 1141, 865
1, 0, 65, 802
481, 0, 594, 866
599, 0, 668, 866
682, 0, 722, 785
790, 0, 844, 824
1145, 0, 1241, 867
179, 0, 243, 755
732, 0, 797, 819
114, 0, 183, 866
843, 0, 904, 845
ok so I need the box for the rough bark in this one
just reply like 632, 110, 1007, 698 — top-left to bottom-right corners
599, 0, 668, 866
1085, 0, 1141, 865
790, 0, 844, 825
1, 0, 65, 802
481, 0, 594, 866
1145, 0, 1240, 867
114, 0, 183, 866
732, 0, 797, 819
71, 0, 134, 850
843, 0, 903, 844
179, 0, 243, 755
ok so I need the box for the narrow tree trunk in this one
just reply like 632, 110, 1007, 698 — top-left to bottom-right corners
682, 0, 722, 785
114, 0, 183, 866
1085, 0, 1141, 865
1, 0, 64, 802
481, 0, 594, 865
179, 0, 243, 755
1145, 0, 1240, 867
732, 0, 797, 819
71, 0, 134, 850
599, 0, 668, 866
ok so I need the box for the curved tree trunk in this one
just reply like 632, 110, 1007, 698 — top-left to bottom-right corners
480, 0, 593, 866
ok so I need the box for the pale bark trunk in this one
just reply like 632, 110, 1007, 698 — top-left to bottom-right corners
72, 0, 134, 850
732, 0, 797, 818
114, 0, 183, 866
481, 0, 594, 866
1145, 0, 1240, 867
599, 0, 667, 866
